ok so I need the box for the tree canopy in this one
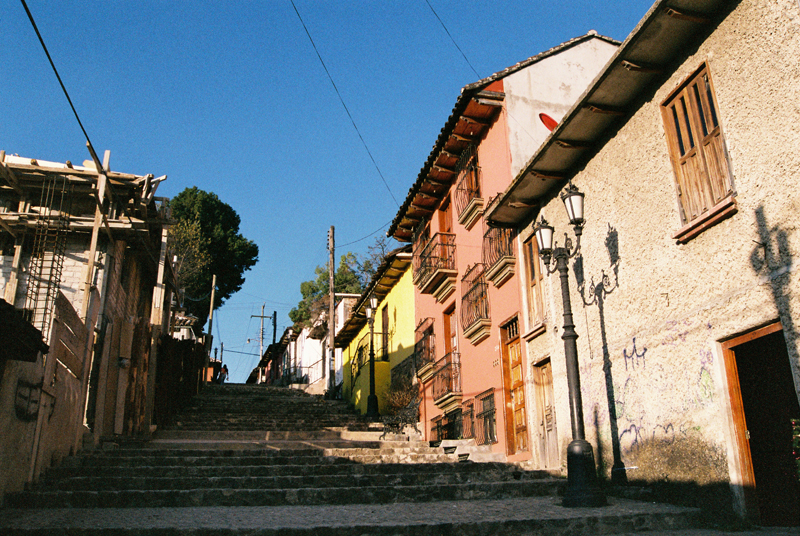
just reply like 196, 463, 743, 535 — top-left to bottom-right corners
288, 236, 398, 331
169, 187, 259, 328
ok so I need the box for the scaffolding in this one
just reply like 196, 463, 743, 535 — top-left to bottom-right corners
23, 174, 71, 342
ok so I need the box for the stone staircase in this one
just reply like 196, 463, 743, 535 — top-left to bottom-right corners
0, 383, 717, 535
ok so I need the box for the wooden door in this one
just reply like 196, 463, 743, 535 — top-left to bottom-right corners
533, 359, 558, 468
443, 306, 457, 356
502, 318, 528, 455
722, 323, 800, 526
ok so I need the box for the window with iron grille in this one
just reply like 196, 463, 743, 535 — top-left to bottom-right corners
454, 144, 481, 219
475, 389, 497, 445
460, 263, 489, 333
462, 399, 475, 439
431, 414, 443, 442
414, 317, 435, 372
661, 63, 734, 241
441, 409, 463, 440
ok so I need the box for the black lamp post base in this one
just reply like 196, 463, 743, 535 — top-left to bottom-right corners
562, 439, 607, 507
366, 394, 380, 421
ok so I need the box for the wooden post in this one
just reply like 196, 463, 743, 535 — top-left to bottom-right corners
203, 274, 216, 384
328, 226, 335, 396
144, 225, 170, 433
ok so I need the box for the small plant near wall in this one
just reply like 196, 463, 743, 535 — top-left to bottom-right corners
386, 374, 418, 415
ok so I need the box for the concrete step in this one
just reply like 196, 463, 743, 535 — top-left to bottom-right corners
44, 461, 551, 481
8, 479, 564, 508
37, 467, 554, 492
0, 497, 709, 535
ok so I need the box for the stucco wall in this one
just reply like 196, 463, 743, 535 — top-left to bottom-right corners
504, 36, 618, 178
343, 266, 414, 416
528, 0, 800, 496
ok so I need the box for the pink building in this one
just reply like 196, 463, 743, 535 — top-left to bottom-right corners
388, 33, 618, 462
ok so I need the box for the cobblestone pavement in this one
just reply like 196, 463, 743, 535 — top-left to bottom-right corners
2, 496, 798, 534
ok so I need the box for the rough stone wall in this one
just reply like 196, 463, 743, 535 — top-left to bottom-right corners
528, 0, 800, 496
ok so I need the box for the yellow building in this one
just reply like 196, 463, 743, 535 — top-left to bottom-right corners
336, 245, 414, 416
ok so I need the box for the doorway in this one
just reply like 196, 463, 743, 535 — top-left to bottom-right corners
502, 318, 528, 455
533, 358, 559, 468
722, 322, 800, 526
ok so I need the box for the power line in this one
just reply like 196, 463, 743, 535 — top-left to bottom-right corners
423, 0, 480, 79
20, 0, 100, 160
338, 219, 393, 248
290, 0, 399, 208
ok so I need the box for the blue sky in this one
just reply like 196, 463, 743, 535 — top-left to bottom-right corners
4, 0, 654, 381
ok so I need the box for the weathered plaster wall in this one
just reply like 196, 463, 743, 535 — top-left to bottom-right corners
504, 36, 618, 178
530, 0, 800, 494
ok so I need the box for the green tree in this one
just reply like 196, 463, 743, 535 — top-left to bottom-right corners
289, 253, 363, 330
169, 187, 259, 328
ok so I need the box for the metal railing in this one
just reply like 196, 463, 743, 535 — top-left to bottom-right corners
460, 264, 489, 331
454, 146, 482, 218
432, 352, 461, 402
475, 389, 498, 445
413, 233, 456, 288
482, 226, 515, 272
430, 410, 463, 441
414, 318, 436, 372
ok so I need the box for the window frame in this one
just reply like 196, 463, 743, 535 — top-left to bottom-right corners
660, 63, 736, 243
522, 236, 545, 335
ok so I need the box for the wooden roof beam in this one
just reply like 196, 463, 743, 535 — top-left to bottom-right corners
664, 7, 711, 24
584, 104, 626, 116
461, 116, 489, 127
450, 133, 477, 143
0, 152, 24, 194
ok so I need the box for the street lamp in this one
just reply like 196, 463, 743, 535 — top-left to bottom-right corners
534, 181, 606, 508
365, 295, 380, 420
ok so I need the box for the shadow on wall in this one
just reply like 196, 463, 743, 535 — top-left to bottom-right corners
614, 434, 739, 526
574, 223, 626, 485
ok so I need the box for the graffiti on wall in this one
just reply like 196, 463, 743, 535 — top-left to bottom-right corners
622, 337, 647, 371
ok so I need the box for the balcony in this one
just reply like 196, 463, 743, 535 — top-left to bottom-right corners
413, 232, 457, 301
351, 332, 386, 380
454, 152, 483, 230
460, 264, 490, 345
432, 352, 461, 412
482, 226, 516, 288
414, 318, 436, 382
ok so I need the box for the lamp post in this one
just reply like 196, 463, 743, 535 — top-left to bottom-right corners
534, 182, 606, 508
365, 295, 380, 420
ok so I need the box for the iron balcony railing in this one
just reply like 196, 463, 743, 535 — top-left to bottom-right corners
460, 264, 489, 332
352, 332, 386, 380
414, 318, 436, 372
413, 233, 456, 289
482, 226, 516, 273
432, 352, 461, 402
454, 165, 482, 221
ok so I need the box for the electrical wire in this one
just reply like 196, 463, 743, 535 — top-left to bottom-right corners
423, 0, 480, 79
338, 219, 393, 248
19, 0, 100, 159
290, 0, 399, 208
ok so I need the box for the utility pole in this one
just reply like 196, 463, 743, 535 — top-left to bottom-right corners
251, 305, 278, 384
328, 226, 336, 397
204, 274, 217, 384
